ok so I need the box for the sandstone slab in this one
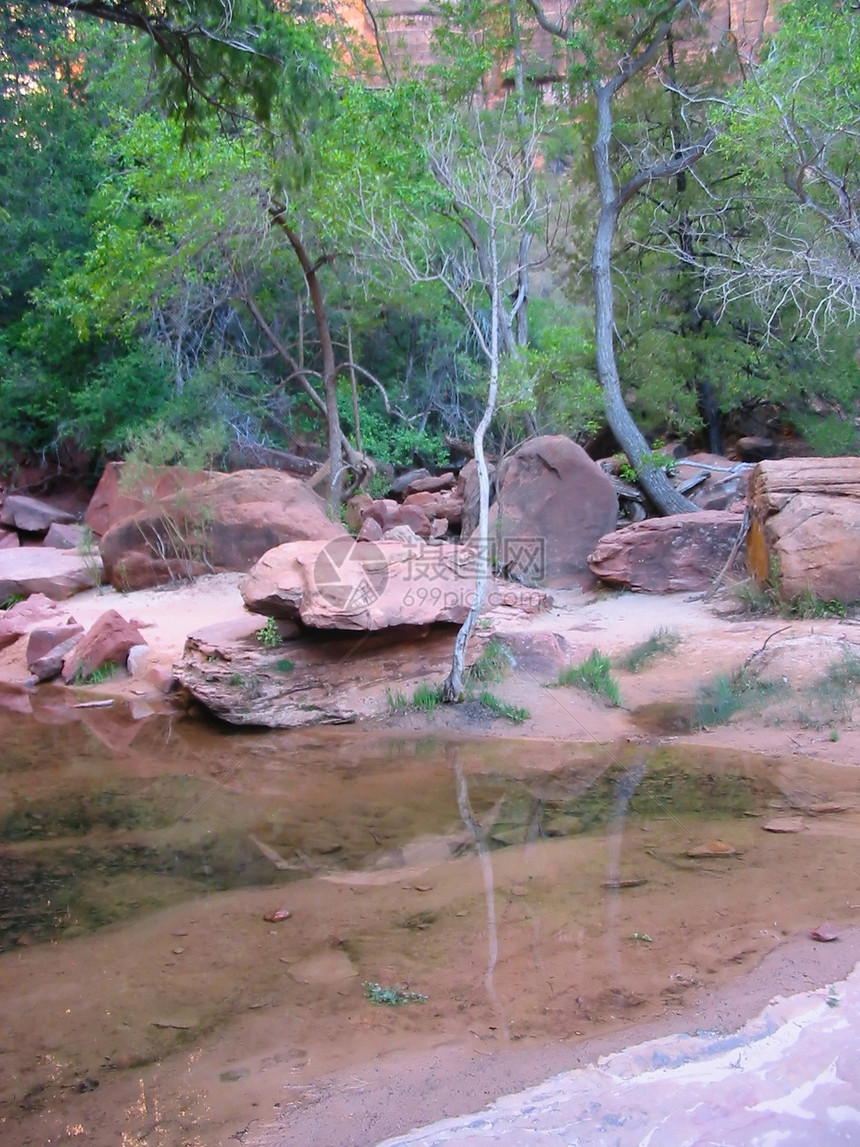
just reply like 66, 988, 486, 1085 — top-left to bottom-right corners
0, 548, 102, 602
0, 495, 75, 533
241, 538, 480, 630
588, 511, 745, 593
0, 594, 64, 650
747, 457, 860, 603
26, 621, 84, 665
43, 522, 89, 550
174, 623, 458, 727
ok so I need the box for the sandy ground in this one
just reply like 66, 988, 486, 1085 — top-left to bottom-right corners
2, 573, 860, 1146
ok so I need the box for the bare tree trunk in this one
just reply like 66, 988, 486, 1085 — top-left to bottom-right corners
443, 230, 501, 701
590, 31, 700, 517
592, 193, 696, 515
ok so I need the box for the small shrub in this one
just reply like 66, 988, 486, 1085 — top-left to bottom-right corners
275, 658, 295, 674
412, 682, 443, 712
363, 981, 427, 1006
617, 628, 680, 673
76, 524, 104, 592
256, 618, 283, 647
0, 593, 24, 610
556, 650, 621, 707
478, 690, 529, 724
72, 661, 119, 686
467, 639, 510, 685
694, 670, 785, 728
386, 688, 408, 712
788, 591, 848, 620
733, 579, 851, 620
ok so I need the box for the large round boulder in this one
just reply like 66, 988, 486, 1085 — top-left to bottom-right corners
474, 436, 618, 589
99, 469, 346, 591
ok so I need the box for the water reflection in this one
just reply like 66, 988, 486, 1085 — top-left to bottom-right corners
1, 709, 859, 1145
452, 749, 507, 1037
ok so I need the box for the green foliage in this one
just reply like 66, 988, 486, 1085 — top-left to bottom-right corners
477, 691, 530, 724
386, 688, 409, 713
0, 594, 24, 611
72, 661, 119, 686
412, 682, 443, 712
256, 618, 283, 648
734, 579, 851, 620
797, 653, 860, 728
362, 981, 427, 1006
342, 396, 449, 468
556, 650, 621, 707
617, 629, 681, 673
275, 658, 295, 674
694, 670, 784, 728
466, 639, 510, 685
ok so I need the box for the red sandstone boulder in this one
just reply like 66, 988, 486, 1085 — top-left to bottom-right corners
0, 594, 63, 650
456, 459, 494, 539
481, 436, 618, 589
99, 469, 346, 591
62, 609, 145, 683
402, 489, 464, 524
0, 495, 76, 534
588, 510, 745, 593
361, 498, 433, 539
43, 522, 89, 550
0, 529, 19, 550
27, 622, 85, 682
84, 461, 208, 537
746, 457, 860, 603
402, 472, 456, 496
343, 492, 373, 533
242, 538, 479, 630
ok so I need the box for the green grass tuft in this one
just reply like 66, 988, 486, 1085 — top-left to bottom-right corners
467, 639, 510, 685
694, 670, 785, 728
72, 661, 119, 686
386, 688, 409, 713
616, 628, 680, 673
556, 650, 621, 707
412, 682, 443, 712
478, 690, 530, 724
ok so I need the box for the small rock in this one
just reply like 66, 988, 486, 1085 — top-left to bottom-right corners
762, 817, 807, 833
810, 923, 839, 942
263, 908, 292, 922
687, 840, 740, 858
